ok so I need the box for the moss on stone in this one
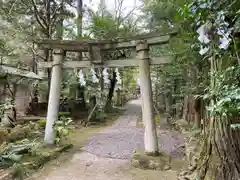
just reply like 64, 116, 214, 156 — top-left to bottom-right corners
131, 149, 171, 171
21, 144, 73, 170
7, 125, 32, 142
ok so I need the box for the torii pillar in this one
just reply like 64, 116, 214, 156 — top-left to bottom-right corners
136, 40, 159, 155
44, 49, 64, 145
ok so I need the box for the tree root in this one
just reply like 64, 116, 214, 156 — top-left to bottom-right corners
179, 117, 240, 180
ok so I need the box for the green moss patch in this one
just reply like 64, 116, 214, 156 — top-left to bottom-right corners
131, 149, 171, 171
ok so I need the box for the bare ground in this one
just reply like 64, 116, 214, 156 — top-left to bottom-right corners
28, 99, 186, 180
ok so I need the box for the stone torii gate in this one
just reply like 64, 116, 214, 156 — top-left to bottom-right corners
35, 32, 175, 155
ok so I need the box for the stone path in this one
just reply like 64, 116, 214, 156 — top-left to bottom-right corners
83, 99, 184, 159
29, 99, 185, 180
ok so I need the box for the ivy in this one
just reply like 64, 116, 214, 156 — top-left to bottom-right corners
207, 66, 240, 118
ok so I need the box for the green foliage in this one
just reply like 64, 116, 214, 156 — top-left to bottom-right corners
38, 119, 46, 128
53, 116, 73, 145
58, 112, 71, 117
141, 0, 185, 31
176, 0, 240, 178
0, 97, 14, 111
87, 8, 139, 39
88, 12, 118, 39
206, 66, 240, 118
0, 139, 40, 168
178, 0, 240, 119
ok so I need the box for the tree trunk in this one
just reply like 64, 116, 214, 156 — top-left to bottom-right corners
182, 95, 189, 121
105, 71, 117, 111
75, 0, 86, 107
115, 88, 121, 106
164, 81, 173, 125
197, 57, 240, 180
88, 95, 97, 122
157, 68, 165, 113
193, 97, 202, 129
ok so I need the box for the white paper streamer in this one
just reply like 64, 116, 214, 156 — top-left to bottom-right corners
115, 68, 122, 85
78, 69, 86, 86
103, 68, 110, 84
90, 68, 99, 83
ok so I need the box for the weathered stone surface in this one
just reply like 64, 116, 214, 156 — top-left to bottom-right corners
23, 144, 73, 169
0, 122, 41, 144
7, 125, 31, 142
131, 149, 171, 170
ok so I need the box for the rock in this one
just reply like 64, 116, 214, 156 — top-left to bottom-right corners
131, 149, 171, 171
1, 109, 14, 127
8, 125, 31, 142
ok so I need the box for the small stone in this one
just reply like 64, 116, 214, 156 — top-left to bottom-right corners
179, 170, 188, 176
176, 144, 185, 149
85, 162, 92, 167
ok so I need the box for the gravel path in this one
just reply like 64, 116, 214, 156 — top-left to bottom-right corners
29, 99, 184, 180
82, 99, 185, 159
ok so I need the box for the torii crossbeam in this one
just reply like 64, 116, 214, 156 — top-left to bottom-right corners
35, 31, 175, 155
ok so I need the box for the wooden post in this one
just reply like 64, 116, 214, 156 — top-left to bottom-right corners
136, 40, 159, 155
44, 49, 64, 145
116, 88, 121, 106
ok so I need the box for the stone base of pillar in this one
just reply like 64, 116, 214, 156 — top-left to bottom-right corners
131, 149, 171, 171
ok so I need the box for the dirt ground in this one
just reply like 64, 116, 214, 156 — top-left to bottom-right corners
28, 100, 186, 180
